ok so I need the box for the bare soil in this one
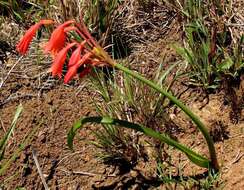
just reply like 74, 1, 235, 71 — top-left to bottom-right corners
0, 4, 244, 190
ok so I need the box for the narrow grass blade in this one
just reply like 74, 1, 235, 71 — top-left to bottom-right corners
0, 104, 23, 159
0, 121, 41, 176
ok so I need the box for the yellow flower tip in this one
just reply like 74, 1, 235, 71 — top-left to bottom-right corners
92, 47, 116, 67
92, 47, 103, 59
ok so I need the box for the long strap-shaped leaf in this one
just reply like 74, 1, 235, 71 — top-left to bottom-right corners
67, 116, 210, 168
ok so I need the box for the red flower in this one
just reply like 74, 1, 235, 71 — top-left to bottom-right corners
51, 42, 76, 78
16, 20, 54, 54
64, 65, 92, 84
64, 64, 79, 84
68, 41, 86, 67
64, 52, 93, 83
44, 20, 75, 55
76, 52, 93, 67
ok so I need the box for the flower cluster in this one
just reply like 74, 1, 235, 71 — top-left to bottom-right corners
16, 19, 115, 83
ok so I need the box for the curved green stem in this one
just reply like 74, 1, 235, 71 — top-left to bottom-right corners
114, 63, 219, 171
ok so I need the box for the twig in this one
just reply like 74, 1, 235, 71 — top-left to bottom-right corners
0, 93, 36, 107
230, 150, 244, 165
229, 134, 244, 138
226, 23, 244, 27
56, 150, 84, 166
222, 149, 244, 172
59, 168, 96, 177
75, 82, 89, 96
0, 116, 6, 132
32, 148, 49, 190
59, 168, 116, 177
0, 56, 23, 89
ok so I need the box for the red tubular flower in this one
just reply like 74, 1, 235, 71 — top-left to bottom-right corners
51, 42, 76, 78
68, 41, 86, 67
64, 65, 92, 84
64, 26, 94, 48
44, 20, 75, 55
68, 46, 81, 67
64, 52, 93, 83
76, 52, 93, 67
16, 20, 54, 54
64, 64, 79, 84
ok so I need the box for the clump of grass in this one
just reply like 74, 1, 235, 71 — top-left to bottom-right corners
172, 0, 243, 89
81, 0, 121, 43
87, 68, 144, 169
156, 154, 221, 189
172, 0, 243, 122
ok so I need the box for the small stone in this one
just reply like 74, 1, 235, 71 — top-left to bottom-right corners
130, 170, 138, 178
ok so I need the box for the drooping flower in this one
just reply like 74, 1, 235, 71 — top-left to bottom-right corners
16, 20, 54, 54
51, 42, 76, 78
64, 25, 94, 47
76, 52, 93, 67
64, 64, 80, 84
68, 41, 86, 67
17, 18, 116, 84
64, 65, 92, 84
64, 52, 93, 83
44, 20, 75, 55
68, 46, 82, 67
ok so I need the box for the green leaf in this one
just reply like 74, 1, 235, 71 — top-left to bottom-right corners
173, 44, 194, 66
0, 1, 10, 7
217, 57, 234, 71
101, 117, 114, 124
13, 10, 23, 21
68, 116, 210, 168
156, 62, 179, 86
0, 104, 23, 159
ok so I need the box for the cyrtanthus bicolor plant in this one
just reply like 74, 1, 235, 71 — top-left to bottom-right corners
16, 18, 219, 171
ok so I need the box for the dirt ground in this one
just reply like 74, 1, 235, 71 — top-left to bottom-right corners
1, 2, 244, 190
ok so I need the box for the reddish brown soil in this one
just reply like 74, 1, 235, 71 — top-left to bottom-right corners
1, 58, 244, 189
1, 5, 244, 189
